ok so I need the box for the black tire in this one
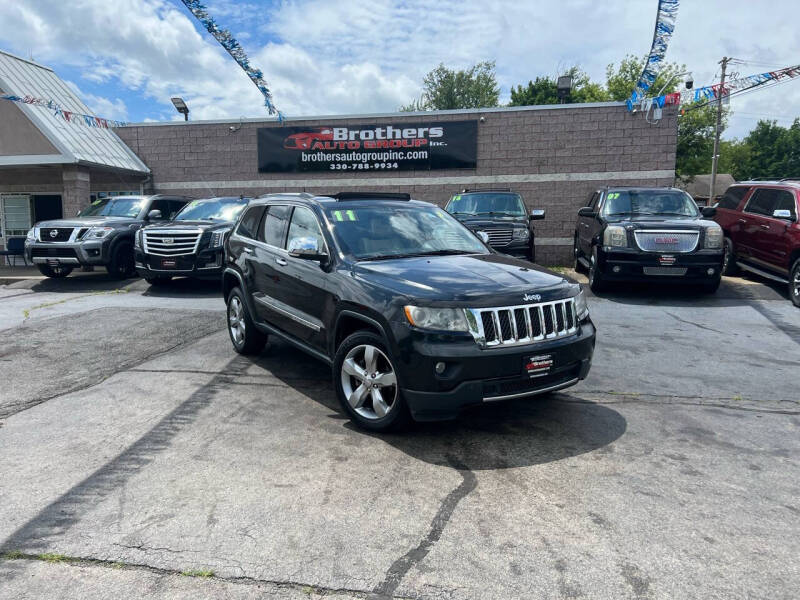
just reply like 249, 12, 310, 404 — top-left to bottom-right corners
588, 246, 606, 293
333, 331, 410, 432
573, 236, 585, 273
226, 287, 268, 355
701, 278, 721, 294
790, 259, 800, 308
36, 264, 73, 278
107, 243, 136, 279
145, 276, 172, 286
722, 237, 739, 276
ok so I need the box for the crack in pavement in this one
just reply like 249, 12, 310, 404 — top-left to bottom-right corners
0, 321, 225, 419
369, 456, 477, 600
664, 311, 726, 335
0, 355, 249, 553
0, 553, 414, 599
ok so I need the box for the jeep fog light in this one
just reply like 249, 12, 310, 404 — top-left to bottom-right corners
705, 225, 723, 249
435, 362, 446, 374
603, 225, 627, 247
404, 306, 468, 332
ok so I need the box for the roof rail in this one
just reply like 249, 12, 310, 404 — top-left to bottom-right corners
332, 192, 411, 201
257, 192, 315, 199
460, 188, 512, 193
779, 178, 800, 182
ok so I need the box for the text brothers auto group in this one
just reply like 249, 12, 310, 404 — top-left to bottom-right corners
312, 126, 442, 150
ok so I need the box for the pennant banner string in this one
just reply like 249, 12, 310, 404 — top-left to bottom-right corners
178, 0, 282, 119
0, 93, 128, 128
626, 0, 680, 112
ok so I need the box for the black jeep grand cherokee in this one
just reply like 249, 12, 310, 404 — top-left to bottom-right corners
223, 192, 594, 431
573, 187, 724, 293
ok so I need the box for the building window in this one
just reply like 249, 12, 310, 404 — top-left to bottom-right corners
1, 194, 32, 238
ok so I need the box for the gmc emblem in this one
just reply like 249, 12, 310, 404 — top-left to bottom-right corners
655, 237, 678, 244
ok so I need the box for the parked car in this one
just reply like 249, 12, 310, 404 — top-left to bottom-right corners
714, 180, 800, 307
135, 196, 250, 285
283, 128, 335, 150
25, 195, 192, 279
573, 187, 724, 293
222, 191, 594, 431
444, 189, 544, 261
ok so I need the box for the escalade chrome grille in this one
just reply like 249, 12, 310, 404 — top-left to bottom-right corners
143, 230, 202, 256
483, 228, 513, 247
469, 298, 578, 348
633, 230, 699, 253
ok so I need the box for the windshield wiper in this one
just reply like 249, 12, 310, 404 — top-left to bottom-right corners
475, 211, 518, 217
360, 249, 474, 261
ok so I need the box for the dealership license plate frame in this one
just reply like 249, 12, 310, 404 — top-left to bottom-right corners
161, 259, 177, 269
524, 354, 554, 378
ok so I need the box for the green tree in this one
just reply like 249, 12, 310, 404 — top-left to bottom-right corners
718, 139, 752, 181
401, 61, 500, 111
508, 67, 609, 106
605, 54, 687, 102
675, 103, 727, 178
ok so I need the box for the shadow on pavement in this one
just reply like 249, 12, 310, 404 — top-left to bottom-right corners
139, 277, 221, 299
27, 271, 138, 294
252, 340, 627, 471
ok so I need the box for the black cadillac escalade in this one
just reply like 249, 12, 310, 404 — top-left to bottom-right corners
573, 187, 724, 293
444, 189, 545, 261
135, 196, 249, 284
222, 192, 595, 431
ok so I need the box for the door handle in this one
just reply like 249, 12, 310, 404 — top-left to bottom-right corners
242, 247, 253, 254
275, 257, 287, 266
737, 219, 747, 224
760, 224, 770, 230
581, 223, 589, 228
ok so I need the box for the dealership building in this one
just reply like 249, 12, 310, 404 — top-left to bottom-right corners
1, 50, 678, 264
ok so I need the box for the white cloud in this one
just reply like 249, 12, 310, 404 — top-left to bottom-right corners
0, 0, 797, 138
65, 80, 128, 120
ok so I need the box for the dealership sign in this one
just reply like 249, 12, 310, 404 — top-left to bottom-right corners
257, 120, 477, 173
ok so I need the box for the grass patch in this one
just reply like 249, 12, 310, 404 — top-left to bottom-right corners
37, 553, 69, 563
1, 551, 25, 560
22, 288, 128, 320
181, 569, 214, 578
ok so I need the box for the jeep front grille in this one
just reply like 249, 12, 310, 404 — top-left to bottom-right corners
483, 228, 514, 247
143, 230, 202, 256
468, 298, 578, 348
633, 230, 699, 253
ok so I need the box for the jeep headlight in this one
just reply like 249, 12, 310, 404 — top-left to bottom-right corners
603, 225, 627, 248
26, 227, 38, 242
705, 225, 723, 249
209, 228, 231, 248
404, 306, 469, 332
513, 227, 530, 240
85, 226, 114, 239
574, 288, 589, 321
134, 230, 142, 249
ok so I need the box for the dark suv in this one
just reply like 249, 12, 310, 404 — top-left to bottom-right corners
135, 196, 250, 285
444, 189, 544, 261
714, 181, 800, 307
25, 195, 191, 279
222, 192, 595, 431
573, 187, 724, 293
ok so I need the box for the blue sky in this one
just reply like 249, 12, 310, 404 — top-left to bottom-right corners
1, 0, 798, 139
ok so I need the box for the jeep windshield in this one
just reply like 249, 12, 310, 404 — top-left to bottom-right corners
445, 192, 526, 217
602, 190, 699, 217
78, 197, 145, 218
325, 204, 489, 261
175, 197, 248, 221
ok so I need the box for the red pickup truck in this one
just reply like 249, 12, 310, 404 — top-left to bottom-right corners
714, 180, 800, 307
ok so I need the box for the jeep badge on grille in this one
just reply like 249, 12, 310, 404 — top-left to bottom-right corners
523, 293, 541, 302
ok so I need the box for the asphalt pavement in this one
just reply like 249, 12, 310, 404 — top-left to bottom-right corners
0, 272, 798, 599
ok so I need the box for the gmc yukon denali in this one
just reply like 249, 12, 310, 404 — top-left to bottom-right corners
222, 192, 595, 431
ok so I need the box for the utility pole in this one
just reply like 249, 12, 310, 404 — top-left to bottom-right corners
709, 57, 730, 204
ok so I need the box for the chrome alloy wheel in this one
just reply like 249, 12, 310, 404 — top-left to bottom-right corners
792, 266, 800, 301
228, 295, 246, 345
340, 344, 398, 420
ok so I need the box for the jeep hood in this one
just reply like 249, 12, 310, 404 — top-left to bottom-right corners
352, 253, 574, 303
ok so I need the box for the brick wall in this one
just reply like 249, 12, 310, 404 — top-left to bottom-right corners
116, 103, 677, 264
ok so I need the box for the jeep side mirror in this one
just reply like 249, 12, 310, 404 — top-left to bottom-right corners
529, 209, 545, 221
772, 209, 795, 221
701, 206, 717, 218
147, 209, 162, 220
578, 207, 596, 217
288, 236, 328, 261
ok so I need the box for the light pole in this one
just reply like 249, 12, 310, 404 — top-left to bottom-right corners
709, 57, 730, 204
171, 97, 190, 121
